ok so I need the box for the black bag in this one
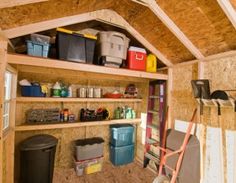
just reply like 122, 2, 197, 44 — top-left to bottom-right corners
211, 90, 228, 100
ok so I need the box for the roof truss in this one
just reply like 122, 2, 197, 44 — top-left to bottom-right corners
0, 0, 48, 9
131, 0, 205, 60
217, 0, 236, 30
3, 9, 173, 66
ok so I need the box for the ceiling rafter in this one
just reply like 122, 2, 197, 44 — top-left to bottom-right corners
0, 0, 48, 9
131, 0, 205, 60
216, 0, 236, 30
3, 9, 173, 66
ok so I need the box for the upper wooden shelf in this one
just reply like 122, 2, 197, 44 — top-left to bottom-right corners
16, 97, 142, 103
15, 118, 141, 131
7, 54, 168, 80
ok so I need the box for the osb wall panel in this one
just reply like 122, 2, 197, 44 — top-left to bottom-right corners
156, 0, 236, 56
203, 55, 236, 130
112, 0, 195, 63
171, 63, 198, 122
171, 56, 236, 183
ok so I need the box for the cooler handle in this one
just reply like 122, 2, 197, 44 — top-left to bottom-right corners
135, 53, 144, 61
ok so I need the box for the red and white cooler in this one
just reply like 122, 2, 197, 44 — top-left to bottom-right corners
127, 46, 147, 71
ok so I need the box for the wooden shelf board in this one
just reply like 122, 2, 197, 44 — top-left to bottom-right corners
15, 118, 141, 131
7, 53, 168, 80
148, 110, 159, 114
16, 97, 142, 103
149, 95, 160, 99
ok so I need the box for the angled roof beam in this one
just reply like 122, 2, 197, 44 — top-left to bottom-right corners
216, 0, 236, 30
132, 0, 205, 60
0, 0, 48, 9
3, 9, 173, 66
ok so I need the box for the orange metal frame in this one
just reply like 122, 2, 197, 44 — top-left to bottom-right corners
157, 108, 197, 183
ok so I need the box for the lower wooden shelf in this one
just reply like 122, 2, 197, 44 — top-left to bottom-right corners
15, 118, 141, 131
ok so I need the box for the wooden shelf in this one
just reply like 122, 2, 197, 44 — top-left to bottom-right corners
149, 95, 160, 99
7, 53, 168, 80
15, 118, 141, 131
16, 97, 142, 103
148, 110, 159, 114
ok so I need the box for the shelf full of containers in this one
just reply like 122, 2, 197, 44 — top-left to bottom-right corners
11, 26, 166, 179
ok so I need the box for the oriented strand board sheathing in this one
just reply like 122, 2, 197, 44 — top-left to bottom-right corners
156, 0, 236, 56
112, 0, 195, 63
171, 63, 198, 121
0, 0, 113, 29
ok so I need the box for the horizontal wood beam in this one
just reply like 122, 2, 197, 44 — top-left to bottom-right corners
3, 9, 173, 66
7, 53, 169, 80
146, 0, 205, 60
0, 0, 48, 9
217, 0, 236, 30
168, 50, 236, 68
3, 13, 94, 39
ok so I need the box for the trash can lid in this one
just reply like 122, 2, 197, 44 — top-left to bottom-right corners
20, 134, 58, 151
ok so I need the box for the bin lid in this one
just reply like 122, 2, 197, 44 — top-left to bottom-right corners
75, 137, 104, 146
110, 124, 134, 129
20, 134, 58, 151
128, 46, 146, 53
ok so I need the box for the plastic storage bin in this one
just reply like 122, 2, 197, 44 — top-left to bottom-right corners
95, 31, 130, 66
56, 28, 97, 64
20, 134, 58, 183
21, 85, 45, 97
127, 46, 147, 71
110, 144, 134, 166
75, 137, 104, 161
27, 40, 50, 57
110, 124, 134, 147
74, 156, 103, 176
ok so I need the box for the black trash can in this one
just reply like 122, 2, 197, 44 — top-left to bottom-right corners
20, 134, 58, 183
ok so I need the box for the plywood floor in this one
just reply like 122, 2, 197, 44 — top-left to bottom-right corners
53, 161, 156, 183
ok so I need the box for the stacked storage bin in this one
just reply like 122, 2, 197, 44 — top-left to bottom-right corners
109, 124, 134, 166
74, 137, 104, 176
95, 31, 130, 68
27, 34, 50, 57
56, 28, 97, 64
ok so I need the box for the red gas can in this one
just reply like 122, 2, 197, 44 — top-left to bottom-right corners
127, 46, 147, 71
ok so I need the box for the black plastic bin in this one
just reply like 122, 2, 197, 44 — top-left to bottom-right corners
20, 134, 58, 183
56, 29, 96, 64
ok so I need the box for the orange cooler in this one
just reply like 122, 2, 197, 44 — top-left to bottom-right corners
127, 46, 146, 71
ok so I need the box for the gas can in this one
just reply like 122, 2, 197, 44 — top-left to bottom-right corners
146, 54, 157, 73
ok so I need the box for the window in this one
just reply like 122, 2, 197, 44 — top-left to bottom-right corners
3, 71, 12, 130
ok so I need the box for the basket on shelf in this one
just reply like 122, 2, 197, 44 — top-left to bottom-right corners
26, 108, 60, 123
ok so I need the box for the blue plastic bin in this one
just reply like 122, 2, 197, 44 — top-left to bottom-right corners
110, 124, 134, 147
27, 40, 50, 57
109, 144, 134, 166
21, 85, 45, 97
